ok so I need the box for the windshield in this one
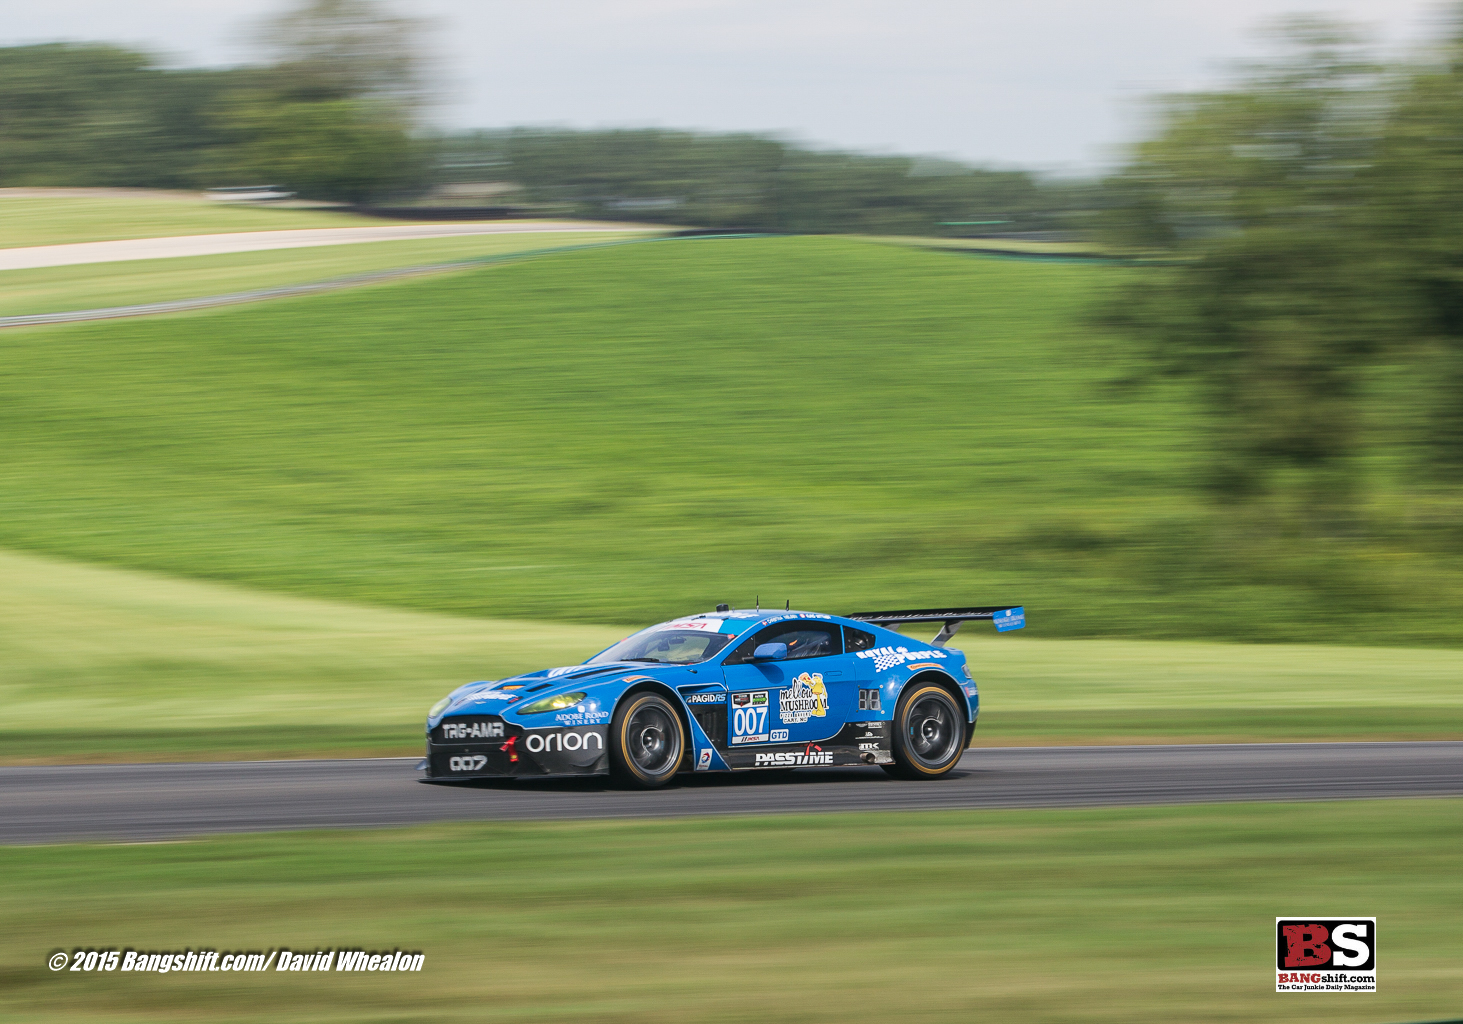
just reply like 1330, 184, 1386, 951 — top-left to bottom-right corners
587, 628, 736, 666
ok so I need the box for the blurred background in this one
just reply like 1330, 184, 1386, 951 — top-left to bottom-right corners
4, 0, 1463, 644
4, 4, 1462, 1023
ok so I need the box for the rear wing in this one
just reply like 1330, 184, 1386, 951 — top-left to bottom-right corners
844, 606, 1025, 646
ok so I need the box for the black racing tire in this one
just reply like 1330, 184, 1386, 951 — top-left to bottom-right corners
886, 681, 967, 780
609, 692, 686, 789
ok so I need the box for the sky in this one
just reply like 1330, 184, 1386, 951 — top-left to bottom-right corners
2, 0, 1449, 172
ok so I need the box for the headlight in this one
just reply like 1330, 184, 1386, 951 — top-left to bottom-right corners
518, 692, 587, 715
429, 697, 452, 718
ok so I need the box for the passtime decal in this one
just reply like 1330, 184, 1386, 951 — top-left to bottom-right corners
778, 672, 828, 724
855, 645, 948, 672
755, 744, 833, 767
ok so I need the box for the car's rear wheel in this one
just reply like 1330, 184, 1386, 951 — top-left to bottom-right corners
886, 682, 966, 780
609, 692, 686, 788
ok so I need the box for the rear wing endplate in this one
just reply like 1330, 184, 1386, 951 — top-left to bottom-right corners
844, 606, 1025, 646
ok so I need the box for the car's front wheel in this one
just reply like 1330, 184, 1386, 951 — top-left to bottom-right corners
886, 682, 966, 780
609, 692, 686, 788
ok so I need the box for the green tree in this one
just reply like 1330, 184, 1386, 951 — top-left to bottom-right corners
206, 96, 422, 203
0, 43, 248, 187
252, 0, 431, 118
1101, 19, 1396, 510
1372, 10, 1463, 475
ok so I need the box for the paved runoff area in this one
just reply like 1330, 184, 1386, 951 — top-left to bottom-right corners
0, 221, 656, 271
4, 742, 1461, 844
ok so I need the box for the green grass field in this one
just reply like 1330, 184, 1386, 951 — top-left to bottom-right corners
0, 191, 392, 248
2, 547, 1458, 763
0, 231, 651, 317
4, 801, 1458, 1023
3, 234, 1461, 644
864, 234, 1115, 256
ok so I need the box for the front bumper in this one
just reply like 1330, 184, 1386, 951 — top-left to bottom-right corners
422, 715, 609, 780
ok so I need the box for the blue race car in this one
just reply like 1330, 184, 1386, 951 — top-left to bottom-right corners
422, 604, 1024, 788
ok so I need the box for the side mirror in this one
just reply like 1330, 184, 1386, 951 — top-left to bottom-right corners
751, 642, 788, 662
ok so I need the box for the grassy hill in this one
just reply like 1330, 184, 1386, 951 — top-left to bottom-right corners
1, 235, 1460, 643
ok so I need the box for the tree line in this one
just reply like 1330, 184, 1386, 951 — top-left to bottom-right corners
0, 0, 1081, 234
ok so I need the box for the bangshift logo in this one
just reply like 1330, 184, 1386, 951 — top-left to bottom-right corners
1276, 918, 1376, 992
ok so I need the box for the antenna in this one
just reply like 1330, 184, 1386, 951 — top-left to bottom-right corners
785, 599, 790, 610
756, 595, 760, 612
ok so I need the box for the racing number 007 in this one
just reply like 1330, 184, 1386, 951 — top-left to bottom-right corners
732, 705, 767, 741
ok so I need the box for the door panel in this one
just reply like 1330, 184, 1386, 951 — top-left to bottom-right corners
721, 619, 858, 746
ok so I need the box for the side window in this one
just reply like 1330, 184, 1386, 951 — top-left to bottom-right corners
727, 622, 842, 664
844, 626, 877, 651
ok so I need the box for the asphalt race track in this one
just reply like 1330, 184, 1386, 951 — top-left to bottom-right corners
4, 742, 1460, 844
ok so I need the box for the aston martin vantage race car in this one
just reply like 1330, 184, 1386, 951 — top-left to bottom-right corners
423, 604, 1025, 788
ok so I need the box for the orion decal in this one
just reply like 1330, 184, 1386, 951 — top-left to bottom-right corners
523, 730, 603, 754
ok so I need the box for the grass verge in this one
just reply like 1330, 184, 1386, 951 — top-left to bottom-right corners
3, 801, 1459, 1023
0, 232, 653, 317
0, 191, 387, 248
2, 548, 1458, 763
